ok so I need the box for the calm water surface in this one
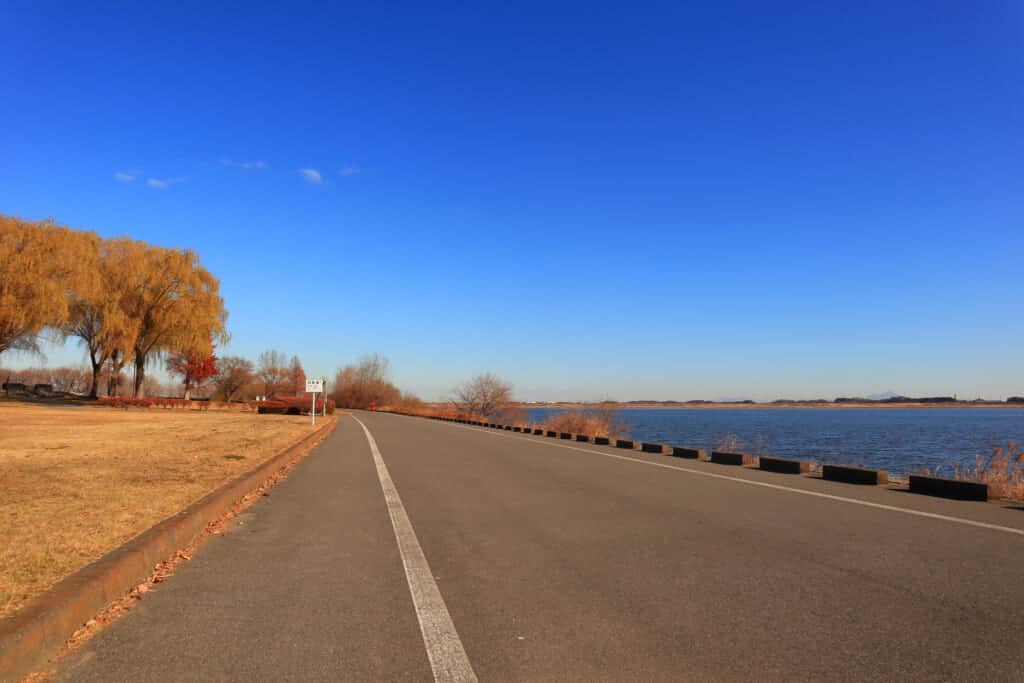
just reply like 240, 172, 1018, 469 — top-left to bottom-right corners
527, 407, 1024, 476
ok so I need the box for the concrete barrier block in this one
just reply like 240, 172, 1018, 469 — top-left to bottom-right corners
671, 446, 705, 459
559, 432, 572, 439
909, 474, 988, 501
641, 442, 667, 454
710, 451, 752, 466
504, 425, 513, 431
822, 464, 888, 486
594, 436, 610, 445
546, 430, 557, 437
531, 428, 542, 435
758, 456, 811, 474
512, 426, 522, 432
616, 439, 635, 449
575, 434, 590, 442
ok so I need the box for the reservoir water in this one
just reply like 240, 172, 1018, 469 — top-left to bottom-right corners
527, 407, 1024, 476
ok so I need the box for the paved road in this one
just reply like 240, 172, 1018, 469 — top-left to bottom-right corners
55, 411, 1024, 682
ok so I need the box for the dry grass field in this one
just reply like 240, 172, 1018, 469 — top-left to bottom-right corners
0, 402, 333, 618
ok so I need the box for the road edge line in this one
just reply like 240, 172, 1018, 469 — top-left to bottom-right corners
352, 415, 478, 683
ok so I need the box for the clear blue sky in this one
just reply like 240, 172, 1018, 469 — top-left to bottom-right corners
2, 2, 1021, 401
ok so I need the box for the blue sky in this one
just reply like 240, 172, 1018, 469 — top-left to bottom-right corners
2, 2, 1021, 401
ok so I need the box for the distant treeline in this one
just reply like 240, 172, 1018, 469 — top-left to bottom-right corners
833, 396, 959, 404
528, 396, 1024, 405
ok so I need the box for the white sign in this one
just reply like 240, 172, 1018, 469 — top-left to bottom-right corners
306, 379, 324, 393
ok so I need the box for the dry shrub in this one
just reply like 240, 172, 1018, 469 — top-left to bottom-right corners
497, 404, 529, 426
539, 403, 630, 439
950, 442, 1024, 500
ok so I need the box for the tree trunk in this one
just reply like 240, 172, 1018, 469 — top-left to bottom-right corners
88, 356, 101, 400
107, 350, 123, 397
133, 352, 146, 398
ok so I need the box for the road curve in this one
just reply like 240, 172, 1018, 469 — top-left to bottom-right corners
54, 411, 1024, 682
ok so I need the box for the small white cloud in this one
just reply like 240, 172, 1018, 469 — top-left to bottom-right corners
114, 171, 138, 182
338, 165, 362, 176
222, 159, 267, 169
146, 177, 185, 189
299, 168, 323, 184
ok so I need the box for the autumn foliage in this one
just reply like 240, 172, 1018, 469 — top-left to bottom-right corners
0, 214, 228, 398
167, 348, 218, 400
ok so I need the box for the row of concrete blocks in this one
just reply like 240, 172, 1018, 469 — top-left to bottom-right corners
418, 415, 990, 502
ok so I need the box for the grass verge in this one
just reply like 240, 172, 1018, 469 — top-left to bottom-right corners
0, 402, 329, 618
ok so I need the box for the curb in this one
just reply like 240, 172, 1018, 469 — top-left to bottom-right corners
909, 474, 988, 501
710, 451, 755, 466
0, 418, 337, 683
758, 455, 811, 474
822, 463, 888, 486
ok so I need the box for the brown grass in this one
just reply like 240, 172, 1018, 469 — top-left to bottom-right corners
948, 442, 1024, 500
0, 402, 331, 618
536, 404, 630, 440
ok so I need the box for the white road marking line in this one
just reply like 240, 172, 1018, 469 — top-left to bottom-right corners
424, 418, 1024, 538
352, 415, 478, 683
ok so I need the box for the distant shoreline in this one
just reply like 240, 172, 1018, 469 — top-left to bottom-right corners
513, 402, 1024, 410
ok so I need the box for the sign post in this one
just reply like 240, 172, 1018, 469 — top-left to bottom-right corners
306, 378, 324, 426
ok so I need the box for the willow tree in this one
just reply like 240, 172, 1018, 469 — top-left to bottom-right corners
0, 215, 99, 356
124, 245, 228, 397
65, 237, 140, 398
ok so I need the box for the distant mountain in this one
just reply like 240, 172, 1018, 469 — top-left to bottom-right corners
866, 391, 900, 400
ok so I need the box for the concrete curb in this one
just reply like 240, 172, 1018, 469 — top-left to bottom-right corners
909, 474, 988, 501
710, 451, 754, 466
758, 456, 811, 474
822, 464, 888, 486
0, 418, 337, 683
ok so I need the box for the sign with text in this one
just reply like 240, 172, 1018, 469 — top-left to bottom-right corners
305, 379, 324, 393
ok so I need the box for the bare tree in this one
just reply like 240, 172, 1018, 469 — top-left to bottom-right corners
257, 349, 287, 398
453, 373, 513, 419
332, 353, 401, 408
285, 355, 306, 396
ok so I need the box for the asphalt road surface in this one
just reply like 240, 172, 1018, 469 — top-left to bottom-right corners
54, 411, 1024, 682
